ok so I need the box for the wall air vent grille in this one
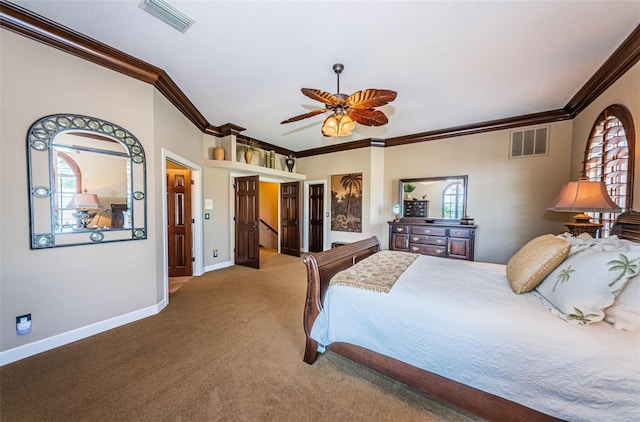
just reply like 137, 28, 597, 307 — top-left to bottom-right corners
139, 0, 195, 33
510, 126, 548, 158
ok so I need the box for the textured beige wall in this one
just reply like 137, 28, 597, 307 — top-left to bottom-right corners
0, 29, 205, 355
0, 29, 160, 352
300, 122, 573, 264
384, 122, 573, 263
298, 148, 376, 245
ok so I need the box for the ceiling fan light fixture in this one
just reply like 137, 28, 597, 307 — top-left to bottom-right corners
322, 113, 355, 137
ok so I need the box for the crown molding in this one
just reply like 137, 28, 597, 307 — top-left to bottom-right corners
1, 1, 210, 131
2, 1, 638, 158
565, 24, 640, 117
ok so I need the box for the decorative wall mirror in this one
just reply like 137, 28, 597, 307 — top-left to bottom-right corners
28, 114, 147, 248
398, 175, 468, 221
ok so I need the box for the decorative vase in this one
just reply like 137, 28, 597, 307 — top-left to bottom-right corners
244, 151, 253, 164
213, 147, 225, 160
285, 156, 295, 172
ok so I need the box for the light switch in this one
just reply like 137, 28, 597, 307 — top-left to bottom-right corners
205, 198, 213, 209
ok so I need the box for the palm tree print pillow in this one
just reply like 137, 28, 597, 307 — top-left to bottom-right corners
535, 247, 640, 325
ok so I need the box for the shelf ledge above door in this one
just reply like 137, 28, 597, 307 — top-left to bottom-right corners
204, 159, 306, 181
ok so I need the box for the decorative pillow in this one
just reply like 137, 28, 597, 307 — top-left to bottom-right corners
556, 233, 626, 255
535, 247, 640, 325
556, 233, 594, 256
605, 274, 640, 332
506, 234, 571, 294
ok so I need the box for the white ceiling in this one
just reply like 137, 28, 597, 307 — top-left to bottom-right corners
9, 0, 640, 152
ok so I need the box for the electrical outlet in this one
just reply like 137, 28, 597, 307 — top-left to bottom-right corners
16, 314, 32, 335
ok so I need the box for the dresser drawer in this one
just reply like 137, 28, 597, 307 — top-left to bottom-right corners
409, 244, 447, 257
410, 226, 446, 236
390, 225, 409, 234
410, 235, 447, 245
449, 228, 472, 238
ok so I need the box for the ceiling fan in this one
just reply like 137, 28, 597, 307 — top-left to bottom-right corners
281, 63, 397, 137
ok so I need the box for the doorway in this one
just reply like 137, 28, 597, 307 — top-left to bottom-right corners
308, 183, 324, 252
303, 180, 328, 253
166, 163, 192, 277
161, 149, 203, 306
233, 175, 301, 268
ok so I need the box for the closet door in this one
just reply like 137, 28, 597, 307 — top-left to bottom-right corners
281, 182, 301, 257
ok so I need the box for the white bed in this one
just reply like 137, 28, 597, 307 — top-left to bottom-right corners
309, 250, 640, 421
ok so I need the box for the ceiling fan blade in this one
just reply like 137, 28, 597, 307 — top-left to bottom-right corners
346, 89, 397, 109
280, 108, 327, 124
348, 109, 389, 126
301, 88, 341, 106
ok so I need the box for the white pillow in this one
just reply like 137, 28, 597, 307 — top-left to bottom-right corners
605, 274, 640, 332
556, 233, 626, 255
535, 247, 640, 325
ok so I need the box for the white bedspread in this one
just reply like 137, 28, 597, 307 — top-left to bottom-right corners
310, 255, 640, 422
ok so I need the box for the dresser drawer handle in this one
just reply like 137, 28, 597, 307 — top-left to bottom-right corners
453, 231, 464, 236
436, 239, 444, 244
411, 236, 419, 241
424, 229, 431, 234
411, 246, 419, 251
396, 227, 404, 232
435, 248, 444, 254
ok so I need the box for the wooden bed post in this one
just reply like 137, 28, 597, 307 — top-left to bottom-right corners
302, 254, 321, 364
302, 237, 382, 364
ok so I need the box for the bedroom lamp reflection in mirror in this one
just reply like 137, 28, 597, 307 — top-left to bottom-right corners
398, 176, 468, 221
27, 114, 147, 249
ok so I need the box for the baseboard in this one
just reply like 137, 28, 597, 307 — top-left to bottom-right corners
0, 301, 166, 366
204, 260, 234, 272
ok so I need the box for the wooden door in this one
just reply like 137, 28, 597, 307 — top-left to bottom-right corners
167, 169, 192, 277
235, 175, 260, 269
308, 183, 324, 252
281, 181, 301, 257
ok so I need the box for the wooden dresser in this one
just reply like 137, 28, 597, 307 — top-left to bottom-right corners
388, 220, 477, 261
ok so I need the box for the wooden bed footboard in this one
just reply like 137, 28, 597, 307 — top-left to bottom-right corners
302, 236, 381, 364
301, 236, 562, 422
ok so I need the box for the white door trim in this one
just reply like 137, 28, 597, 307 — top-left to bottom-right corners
162, 149, 203, 306
303, 179, 329, 252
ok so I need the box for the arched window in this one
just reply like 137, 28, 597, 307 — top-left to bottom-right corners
54, 151, 81, 230
442, 181, 464, 219
583, 104, 635, 236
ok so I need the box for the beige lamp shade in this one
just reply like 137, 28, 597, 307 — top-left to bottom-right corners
67, 191, 102, 209
547, 177, 620, 223
321, 113, 355, 137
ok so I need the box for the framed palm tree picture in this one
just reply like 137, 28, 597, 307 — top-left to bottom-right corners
331, 173, 363, 233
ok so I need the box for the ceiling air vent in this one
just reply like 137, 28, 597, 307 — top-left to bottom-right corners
510, 126, 548, 158
139, 0, 195, 33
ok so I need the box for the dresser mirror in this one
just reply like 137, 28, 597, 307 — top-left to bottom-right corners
28, 114, 147, 248
398, 175, 468, 221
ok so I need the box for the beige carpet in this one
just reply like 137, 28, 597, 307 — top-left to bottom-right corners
0, 252, 482, 421
169, 276, 192, 294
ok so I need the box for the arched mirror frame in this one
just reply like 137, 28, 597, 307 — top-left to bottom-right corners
398, 175, 468, 222
28, 113, 147, 248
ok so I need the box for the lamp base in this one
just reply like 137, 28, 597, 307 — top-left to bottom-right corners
564, 222, 603, 238
572, 212, 594, 223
